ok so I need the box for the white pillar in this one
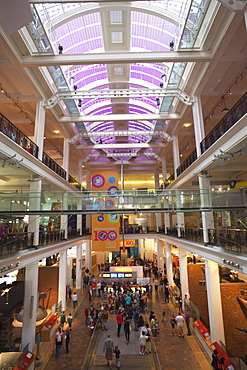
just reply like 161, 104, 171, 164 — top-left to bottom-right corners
205, 259, 225, 344
166, 243, 173, 284
21, 263, 39, 352
85, 241, 92, 271
157, 239, 163, 270
155, 213, 162, 232
28, 180, 42, 247
139, 239, 144, 259
179, 248, 189, 303
164, 213, 170, 233
245, 11, 247, 31
61, 192, 68, 239
78, 158, 83, 189
154, 167, 159, 190
172, 135, 180, 179
86, 170, 91, 232
192, 95, 205, 157
199, 175, 214, 243
59, 250, 67, 311
161, 157, 167, 188
76, 244, 82, 290
63, 138, 70, 181
34, 99, 46, 161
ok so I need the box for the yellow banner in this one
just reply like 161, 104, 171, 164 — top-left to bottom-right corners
91, 170, 120, 251
120, 239, 135, 247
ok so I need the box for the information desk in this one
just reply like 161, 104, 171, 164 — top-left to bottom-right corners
100, 271, 137, 283
110, 266, 144, 278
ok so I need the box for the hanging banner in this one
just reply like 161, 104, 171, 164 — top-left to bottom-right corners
91, 170, 120, 251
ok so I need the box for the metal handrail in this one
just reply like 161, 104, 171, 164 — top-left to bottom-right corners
81, 318, 100, 369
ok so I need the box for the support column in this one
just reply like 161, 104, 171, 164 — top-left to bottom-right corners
176, 190, 185, 237
164, 213, 170, 234
21, 263, 39, 352
161, 157, 167, 188
61, 192, 68, 239
178, 248, 189, 302
76, 244, 82, 290
172, 135, 180, 179
205, 260, 225, 344
77, 200, 83, 236
199, 174, 214, 243
154, 167, 160, 191
139, 239, 144, 259
157, 239, 163, 270
28, 180, 42, 247
155, 213, 162, 232
166, 243, 173, 284
85, 240, 92, 272
58, 250, 67, 311
63, 138, 70, 181
192, 95, 205, 158
34, 99, 46, 161
86, 170, 91, 232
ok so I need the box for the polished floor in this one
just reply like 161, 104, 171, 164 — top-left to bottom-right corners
40, 284, 212, 370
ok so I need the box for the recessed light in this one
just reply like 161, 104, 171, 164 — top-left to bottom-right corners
183, 123, 191, 128
54, 130, 60, 134
180, 154, 183, 157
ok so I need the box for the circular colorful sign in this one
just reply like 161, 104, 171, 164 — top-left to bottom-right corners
108, 176, 116, 184
98, 231, 107, 241
92, 202, 102, 210
108, 231, 117, 241
108, 214, 119, 223
108, 186, 118, 197
92, 174, 105, 188
105, 200, 114, 209
97, 215, 104, 222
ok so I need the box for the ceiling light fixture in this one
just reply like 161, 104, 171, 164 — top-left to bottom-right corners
183, 123, 191, 128
169, 41, 174, 51
221, 97, 229, 112
54, 130, 60, 134
58, 44, 63, 54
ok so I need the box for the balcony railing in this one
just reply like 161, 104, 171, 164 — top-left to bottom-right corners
181, 227, 204, 243
68, 174, 81, 190
174, 92, 247, 178
39, 229, 65, 246
176, 149, 197, 177
207, 228, 247, 254
201, 92, 247, 154
0, 113, 39, 158
0, 232, 34, 256
42, 151, 67, 180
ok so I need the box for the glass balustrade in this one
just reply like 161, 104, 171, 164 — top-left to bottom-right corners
0, 188, 246, 214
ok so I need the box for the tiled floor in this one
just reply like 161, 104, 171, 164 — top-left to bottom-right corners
42, 286, 212, 370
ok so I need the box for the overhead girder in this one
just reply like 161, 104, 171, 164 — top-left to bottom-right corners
21, 51, 212, 67
58, 113, 181, 122
76, 143, 167, 150
45, 88, 192, 109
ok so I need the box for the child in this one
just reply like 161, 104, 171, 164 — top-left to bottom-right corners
114, 345, 121, 369
67, 313, 73, 328
162, 308, 166, 322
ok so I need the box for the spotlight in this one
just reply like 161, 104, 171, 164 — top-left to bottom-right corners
0, 86, 4, 93
58, 45, 63, 54
169, 41, 174, 51
78, 99, 82, 108
156, 97, 160, 106
73, 85, 77, 93
99, 139, 103, 144
160, 82, 164, 88
222, 97, 229, 112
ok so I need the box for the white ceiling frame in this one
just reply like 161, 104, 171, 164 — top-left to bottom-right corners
45, 88, 192, 108
58, 113, 181, 122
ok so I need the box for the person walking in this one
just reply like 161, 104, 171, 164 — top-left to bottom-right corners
145, 323, 152, 354
175, 312, 185, 338
101, 308, 109, 331
116, 311, 123, 337
114, 345, 121, 369
84, 306, 89, 327
184, 309, 191, 336
59, 311, 66, 329
103, 334, 114, 370
67, 313, 73, 328
170, 311, 176, 336
65, 329, 71, 353
124, 317, 131, 344
72, 292, 78, 308
139, 330, 148, 355
211, 349, 219, 369
161, 308, 166, 322
55, 327, 63, 359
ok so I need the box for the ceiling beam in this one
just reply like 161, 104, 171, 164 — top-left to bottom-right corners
58, 113, 180, 122
76, 143, 166, 149
21, 51, 212, 67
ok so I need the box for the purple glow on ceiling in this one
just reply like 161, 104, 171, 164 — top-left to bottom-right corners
48, 12, 103, 54
131, 12, 178, 51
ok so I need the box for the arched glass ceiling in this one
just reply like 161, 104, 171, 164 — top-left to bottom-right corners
33, 1, 198, 161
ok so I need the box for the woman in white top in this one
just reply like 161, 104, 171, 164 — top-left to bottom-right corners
175, 312, 185, 338
139, 331, 148, 355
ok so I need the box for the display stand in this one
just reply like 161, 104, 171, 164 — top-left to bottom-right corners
40, 315, 58, 342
